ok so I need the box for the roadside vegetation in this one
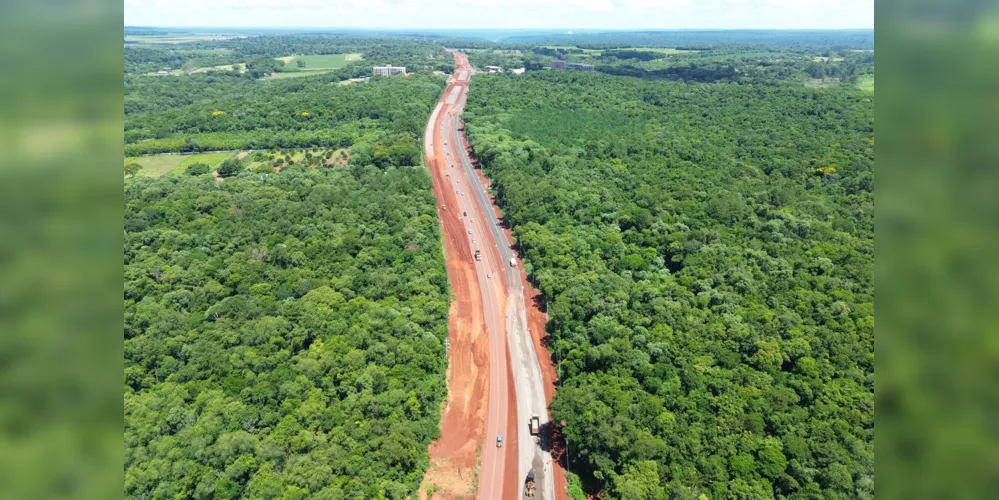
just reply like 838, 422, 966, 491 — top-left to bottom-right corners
464, 70, 874, 499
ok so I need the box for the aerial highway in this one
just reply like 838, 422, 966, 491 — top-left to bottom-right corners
425, 50, 556, 500
424, 51, 516, 499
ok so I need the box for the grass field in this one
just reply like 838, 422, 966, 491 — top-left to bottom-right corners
857, 74, 875, 92
264, 54, 362, 79
281, 53, 362, 70
124, 152, 235, 177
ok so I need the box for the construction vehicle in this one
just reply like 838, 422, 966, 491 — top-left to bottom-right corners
530, 416, 541, 435
474, 250, 481, 261
524, 470, 536, 497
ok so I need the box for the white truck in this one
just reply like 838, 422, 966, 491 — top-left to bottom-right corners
510, 258, 517, 268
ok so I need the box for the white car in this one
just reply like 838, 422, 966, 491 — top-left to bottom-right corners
468, 229, 472, 234
487, 273, 492, 279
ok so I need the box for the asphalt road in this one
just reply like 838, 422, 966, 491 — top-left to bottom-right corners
445, 58, 556, 500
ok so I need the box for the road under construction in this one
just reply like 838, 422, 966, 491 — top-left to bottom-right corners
421, 50, 564, 500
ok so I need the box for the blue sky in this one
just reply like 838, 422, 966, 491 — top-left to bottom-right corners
124, 0, 873, 30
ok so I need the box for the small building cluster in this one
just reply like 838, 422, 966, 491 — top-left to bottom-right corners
482, 66, 525, 75
373, 65, 406, 77
551, 60, 594, 71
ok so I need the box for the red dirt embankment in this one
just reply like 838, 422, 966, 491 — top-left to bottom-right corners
420, 151, 490, 499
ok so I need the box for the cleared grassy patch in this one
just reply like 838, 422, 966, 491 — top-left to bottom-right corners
857, 74, 875, 92
192, 63, 246, 74
147, 63, 245, 76
262, 54, 363, 79
124, 152, 235, 178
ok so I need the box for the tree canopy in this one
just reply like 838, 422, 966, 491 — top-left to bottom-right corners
464, 71, 874, 499
124, 38, 450, 497
124, 163, 450, 499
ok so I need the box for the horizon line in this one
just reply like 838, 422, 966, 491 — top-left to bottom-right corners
125, 26, 874, 32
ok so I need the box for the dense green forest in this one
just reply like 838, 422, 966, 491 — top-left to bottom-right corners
124, 164, 450, 498
124, 34, 452, 498
463, 72, 874, 498
124, 73, 444, 155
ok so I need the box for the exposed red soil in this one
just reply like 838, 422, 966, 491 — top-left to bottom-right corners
420, 148, 491, 499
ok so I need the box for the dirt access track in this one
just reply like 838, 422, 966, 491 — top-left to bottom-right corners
420, 51, 568, 500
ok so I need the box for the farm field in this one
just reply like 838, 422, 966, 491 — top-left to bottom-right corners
264, 70, 334, 79
123, 152, 234, 177
146, 63, 245, 76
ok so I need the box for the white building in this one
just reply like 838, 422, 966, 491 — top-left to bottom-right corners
373, 65, 406, 77
511, 68, 525, 75
484, 65, 503, 73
